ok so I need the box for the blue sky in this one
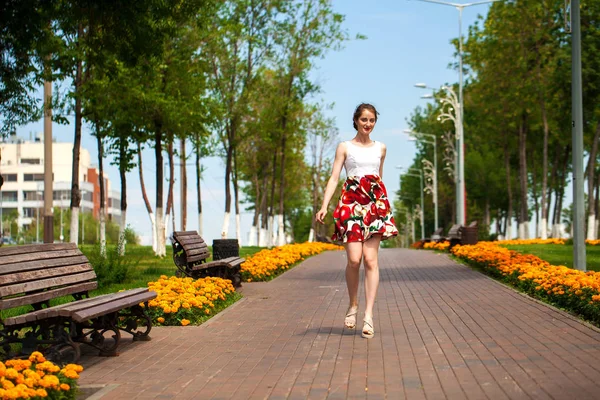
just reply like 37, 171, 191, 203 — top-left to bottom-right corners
15, 0, 495, 245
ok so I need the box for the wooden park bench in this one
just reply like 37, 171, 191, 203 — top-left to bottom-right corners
0, 243, 156, 363
170, 231, 244, 288
426, 227, 444, 243
447, 221, 479, 248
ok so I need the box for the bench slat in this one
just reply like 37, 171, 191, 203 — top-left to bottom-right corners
173, 231, 201, 238
0, 255, 89, 275
175, 236, 206, 246
71, 291, 157, 322
188, 253, 210, 263
0, 249, 84, 267
0, 281, 98, 311
191, 257, 245, 271
0, 243, 77, 257
4, 289, 154, 325
0, 271, 97, 297
0, 264, 93, 286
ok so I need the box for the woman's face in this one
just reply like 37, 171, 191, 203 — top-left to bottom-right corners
355, 109, 377, 136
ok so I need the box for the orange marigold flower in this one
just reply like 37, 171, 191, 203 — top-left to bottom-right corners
181, 319, 190, 326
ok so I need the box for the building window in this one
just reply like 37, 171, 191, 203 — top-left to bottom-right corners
53, 190, 71, 201
111, 198, 121, 209
24, 173, 45, 182
20, 158, 41, 165
23, 191, 43, 201
22, 208, 36, 218
2, 174, 17, 182
1, 191, 17, 202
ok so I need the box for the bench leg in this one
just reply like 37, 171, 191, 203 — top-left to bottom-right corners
117, 303, 152, 342
73, 313, 121, 357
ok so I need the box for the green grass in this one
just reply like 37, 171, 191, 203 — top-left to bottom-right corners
501, 244, 600, 272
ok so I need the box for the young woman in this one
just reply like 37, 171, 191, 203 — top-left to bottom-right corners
315, 103, 398, 339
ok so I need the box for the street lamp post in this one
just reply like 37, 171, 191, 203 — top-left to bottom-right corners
36, 191, 42, 243
413, 0, 503, 225
416, 84, 462, 223
60, 194, 67, 242
397, 166, 425, 240
404, 129, 438, 231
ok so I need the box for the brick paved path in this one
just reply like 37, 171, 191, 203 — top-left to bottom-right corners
78, 249, 600, 399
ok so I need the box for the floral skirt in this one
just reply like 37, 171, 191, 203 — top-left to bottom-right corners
332, 175, 399, 243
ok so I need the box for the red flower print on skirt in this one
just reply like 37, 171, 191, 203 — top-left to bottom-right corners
332, 175, 399, 243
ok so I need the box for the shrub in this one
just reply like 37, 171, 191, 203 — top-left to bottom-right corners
87, 243, 140, 288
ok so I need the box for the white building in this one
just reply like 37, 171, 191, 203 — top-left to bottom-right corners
0, 133, 121, 237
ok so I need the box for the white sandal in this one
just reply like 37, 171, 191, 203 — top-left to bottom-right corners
362, 317, 374, 339
345, 306, 358, 329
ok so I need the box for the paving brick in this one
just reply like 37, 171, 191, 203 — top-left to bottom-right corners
76, 249, 600, 399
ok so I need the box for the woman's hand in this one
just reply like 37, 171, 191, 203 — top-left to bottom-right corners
315, 208, 327, 224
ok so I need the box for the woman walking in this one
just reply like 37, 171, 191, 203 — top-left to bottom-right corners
315, 103, 398, 339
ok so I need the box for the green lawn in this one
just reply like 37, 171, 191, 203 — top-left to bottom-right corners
501, 244, 600, 272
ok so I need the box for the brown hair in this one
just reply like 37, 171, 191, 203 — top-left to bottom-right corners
353, 103, 379, 130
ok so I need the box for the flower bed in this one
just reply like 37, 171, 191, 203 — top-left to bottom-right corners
0, 351, 82, 399
423, 241, 450, 251
146, 276, 240, 326
495, 238, 566, 245
449, 242, 600, 326
241, 242, 343, 282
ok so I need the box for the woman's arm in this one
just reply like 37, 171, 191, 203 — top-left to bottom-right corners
316, 142, 346, 224
379, 142, 387, 178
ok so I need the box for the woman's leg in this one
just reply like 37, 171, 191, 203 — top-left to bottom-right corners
345, 242, 363, 308
362, 235, 382, 320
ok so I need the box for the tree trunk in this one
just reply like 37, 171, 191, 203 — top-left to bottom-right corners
595, 173, 600, 238
233, 147, 241, 246
554, 146, 571, 237
277, 131, 287, 246
268, 149, 277, 247
518, 116, 529, 239
504, 142, 513, 240
95, 122, 106, 257
180, 138, 187, 231
155, 122, 165, 257
587, 121, 600, 239
260, 174, 270, 247
69, 24, 84, 245
546, 146, 559, 236
137, 141, 156, 251
249, 176, 260, 246
195, 134, 203, 237
165, 135, 175, 236
531, 150, 539, 237
118, 135, 128, 255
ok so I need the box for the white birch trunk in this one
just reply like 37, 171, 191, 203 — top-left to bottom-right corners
276, 214, 285, 246
540, 217, 548, 240
162, 212, 170, 256
595, 217, 599, 239
236, 213, 242, 247
551, 223, 561, 238
99, 208, 106, 257
587, 214, 596, 240
267, 215, 274, 247
518, 222, 529, 239
197, 213, 203, 237
308, 228, 315, 243
248, 225, 257, 246
70, 207, 79, 245
259, 228, 268, 247
118, 210, 127, 256
155, 207, 165, 257
149, 212, 157, 252
221, 211, 230, 239
506, 221, 513, 240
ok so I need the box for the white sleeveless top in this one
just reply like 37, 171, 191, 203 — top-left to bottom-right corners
344, 141, 382, 177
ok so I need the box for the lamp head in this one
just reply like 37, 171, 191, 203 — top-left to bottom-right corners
421, 94, 434, 99
414, 83, 427, 89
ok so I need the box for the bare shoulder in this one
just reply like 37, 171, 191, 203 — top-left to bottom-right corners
379, 141, 387, 155
336, 141, 348, 156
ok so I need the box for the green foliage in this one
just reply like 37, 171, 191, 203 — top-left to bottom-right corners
87, 244, 140, 289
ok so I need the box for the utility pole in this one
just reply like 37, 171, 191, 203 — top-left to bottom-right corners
571, 0, 586, 270
43, 78, 54, 243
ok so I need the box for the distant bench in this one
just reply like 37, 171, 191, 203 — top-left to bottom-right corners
171, 231, 244, 288
447, 221, 479, 248
0, 243, 156, 363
